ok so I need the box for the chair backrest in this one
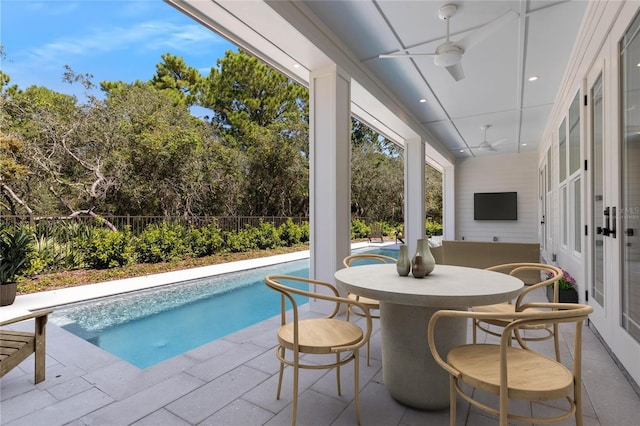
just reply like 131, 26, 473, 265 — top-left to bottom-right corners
486, 263, 563, 308
343, 253, 397, 268
264, 274, 372, 349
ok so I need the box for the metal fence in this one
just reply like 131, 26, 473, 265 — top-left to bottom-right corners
0, 215, 309, 237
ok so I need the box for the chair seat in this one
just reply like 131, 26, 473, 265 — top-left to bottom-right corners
448, 344, 574, 400
347, 293, 379, 309
472, 303, 549, 329
278, 318, 363, 354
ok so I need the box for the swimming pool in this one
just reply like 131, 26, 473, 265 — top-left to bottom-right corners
50, 247, 397, 368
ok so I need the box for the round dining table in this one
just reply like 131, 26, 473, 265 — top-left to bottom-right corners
334, 263, 524, 410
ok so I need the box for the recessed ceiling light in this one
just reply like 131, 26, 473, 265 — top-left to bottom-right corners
293, 63, 300, 68
522, 143, 527, 146
419, 98, 427, 103
636, 62, 640, 67
459, 149, 465, 153
528, 76, 538, 82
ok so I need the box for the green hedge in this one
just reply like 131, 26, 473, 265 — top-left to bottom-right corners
83, 227, 136, 269
15, 218, 441, 275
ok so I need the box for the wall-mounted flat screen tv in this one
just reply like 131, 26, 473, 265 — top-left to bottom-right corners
474, 192, 518, 220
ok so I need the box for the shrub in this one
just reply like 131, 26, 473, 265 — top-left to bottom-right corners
135, 222, 191, 263
279, 218, 303, 246
188, 221, 225, 257
379, 221, 397, 237
222, 221, 282, 252
0, 226, 35, 283
27, 236, 83, 275
351, 219, 371, 239
426, 219, 443, 236
254, 220, 281, 249
299, 221, 310, 243
223, 229, 257, 253
83, 227, 135, 269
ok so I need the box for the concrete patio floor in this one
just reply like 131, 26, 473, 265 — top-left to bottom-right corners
2, 285, 639, 425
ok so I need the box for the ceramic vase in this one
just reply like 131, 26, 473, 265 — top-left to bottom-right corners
412, 238, 436, 277
396, 245, 411, 276
411, 255, 427, 278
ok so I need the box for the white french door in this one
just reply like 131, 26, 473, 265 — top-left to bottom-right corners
585, 3, 640, 387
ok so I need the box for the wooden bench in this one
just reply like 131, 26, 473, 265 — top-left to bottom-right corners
1, 310, 52, 384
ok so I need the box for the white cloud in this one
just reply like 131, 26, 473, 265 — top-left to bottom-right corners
25, 20, 222, 63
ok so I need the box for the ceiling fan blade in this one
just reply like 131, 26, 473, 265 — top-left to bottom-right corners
379, 53, 436, 59
456, 9, 518, 52
490, 137, 508, 147
445, 62, 465, 81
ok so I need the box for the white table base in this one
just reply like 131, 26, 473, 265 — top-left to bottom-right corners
380, 302, 467, 410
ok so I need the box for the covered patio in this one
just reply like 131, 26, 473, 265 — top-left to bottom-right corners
3, 1, 640, 423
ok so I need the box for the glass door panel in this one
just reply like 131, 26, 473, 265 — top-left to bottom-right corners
621, 16, 640, 342
591, 74, 605, 306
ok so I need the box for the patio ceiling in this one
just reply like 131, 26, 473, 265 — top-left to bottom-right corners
166, 0, 587, 166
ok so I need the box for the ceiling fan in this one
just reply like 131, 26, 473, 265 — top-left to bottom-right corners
456, 125, 507, 152
379, 4, 517, 81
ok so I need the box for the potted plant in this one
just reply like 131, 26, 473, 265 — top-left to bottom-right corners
546, 268, 579, 303
0, 227, 33, 306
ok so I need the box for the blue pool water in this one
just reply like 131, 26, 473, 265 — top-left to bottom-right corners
50, 247, 397, 368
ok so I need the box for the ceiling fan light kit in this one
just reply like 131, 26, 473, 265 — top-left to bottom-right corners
434, 43, 462, 67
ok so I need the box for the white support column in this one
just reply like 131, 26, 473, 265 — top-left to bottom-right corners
442, 165, 455, 240
404, 137, 425, 256
309, 65, 351, 311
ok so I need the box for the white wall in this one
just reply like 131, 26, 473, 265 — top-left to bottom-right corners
455, 151, 538, 242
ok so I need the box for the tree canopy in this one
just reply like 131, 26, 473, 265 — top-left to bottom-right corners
0, 50, 442, 223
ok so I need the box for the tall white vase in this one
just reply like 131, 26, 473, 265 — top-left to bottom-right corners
413, 238, 436, 276
396, 245, 411, 276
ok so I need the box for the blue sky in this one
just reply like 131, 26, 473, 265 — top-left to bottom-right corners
1, 1, 237, 99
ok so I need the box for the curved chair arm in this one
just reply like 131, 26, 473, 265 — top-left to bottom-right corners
428, 304, 592, 378
265, 275, 372, 352
343, 253, 397, 268
486, 263, 563, 309
503, 303, 592, 349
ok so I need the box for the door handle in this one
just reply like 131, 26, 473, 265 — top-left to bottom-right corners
611, 207, 617, 238
602, 207, 611, 237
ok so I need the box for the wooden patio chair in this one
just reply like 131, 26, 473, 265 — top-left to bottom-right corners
471, 263, 564, 361
264, 275, 372, 426
428, 303, 593, 426
1, 310, 52, 384
368, 223, 384, 243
